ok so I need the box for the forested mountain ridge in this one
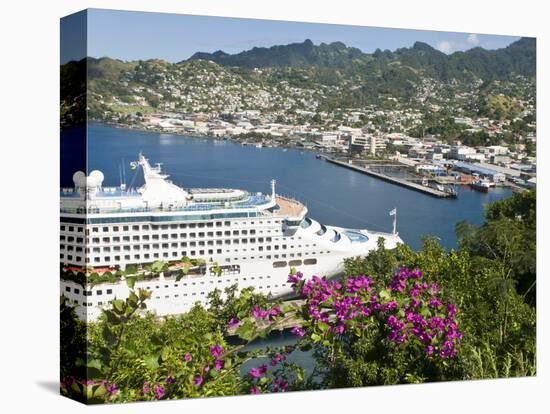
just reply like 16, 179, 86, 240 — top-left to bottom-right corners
60, 37, 535, 132
188, 37, 536, 81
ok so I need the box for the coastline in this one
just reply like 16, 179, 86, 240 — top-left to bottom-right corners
86, 121, 524, 197
88, 119, 338, 155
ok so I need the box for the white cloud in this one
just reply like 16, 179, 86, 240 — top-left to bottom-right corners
467, 33, 480, 46
435, 40, 453, 54
435, 35, 481, 54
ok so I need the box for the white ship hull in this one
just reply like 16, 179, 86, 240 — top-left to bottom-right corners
60, 154, 403, 322
62, 232, 400, 321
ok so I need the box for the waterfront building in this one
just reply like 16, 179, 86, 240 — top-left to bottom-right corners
349, 134, 385, 155
452, 162, 506, 182
450, 145, 485, 162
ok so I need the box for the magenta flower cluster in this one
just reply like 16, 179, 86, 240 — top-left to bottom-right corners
290, 273, 375, 335
228, 317, 240, 328
247, 345, 296, 394
287, 268, 462, 359
209, 345, 225, 371
177, 344, 226, 391
60, 377, 119, 400
142, 381, 166, 400
251, 305, 281, 321
384, 268, 462, 358
248, 364, 268, 378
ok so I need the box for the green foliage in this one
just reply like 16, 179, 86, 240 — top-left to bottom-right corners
61, 284, 284, 403
60, 297, 87, 379
60, 59, 86, 127
459, 130, 501, 147
462, 340, 536, 379
60, 269, 120, 287
338, 192, 536, 384
458, 190, 536, 304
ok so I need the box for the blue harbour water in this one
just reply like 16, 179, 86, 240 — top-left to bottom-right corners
73, 123, 513, 250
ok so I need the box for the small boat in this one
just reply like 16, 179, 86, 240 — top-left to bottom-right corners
470, 179, 492, 193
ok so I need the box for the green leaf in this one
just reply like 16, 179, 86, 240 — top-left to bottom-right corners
127, 291, 138, 307
102, 325, 117, 345
420, 307, 431, 318
93, 384, 107, 398
85, 384, 94, 400
126, 277, 136, 289
311, 333, 321, 343
103, 310, 120, 325
317, 322, 329, 332
86, 359, 104, 379
379, 289, 391, 301
151, 260, 166, 273
144, 355, 160, 370
86, 359, 101, 370
151, 335, 163, 346
139, 288, 152, 301
71, 382, 81, 394
296, 367, 305, 382
112, 299, 125, 313
235, 320, 256, 341
161, 347, 171, 362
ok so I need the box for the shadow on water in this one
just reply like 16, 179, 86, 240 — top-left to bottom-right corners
232, 329, 319, 381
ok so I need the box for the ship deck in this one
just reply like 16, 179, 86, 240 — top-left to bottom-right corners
274, 196, 306, 217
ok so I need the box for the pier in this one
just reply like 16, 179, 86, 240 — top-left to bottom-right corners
324, 157, 456, 198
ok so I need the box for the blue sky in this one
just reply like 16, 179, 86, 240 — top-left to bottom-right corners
62, 8, 521, 63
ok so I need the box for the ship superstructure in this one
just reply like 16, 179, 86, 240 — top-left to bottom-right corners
60, 154, 403, 321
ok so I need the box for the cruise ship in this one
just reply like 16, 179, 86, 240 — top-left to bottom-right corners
60, 154, 403, 321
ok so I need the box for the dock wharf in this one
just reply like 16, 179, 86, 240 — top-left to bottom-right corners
324, 157, 456, 198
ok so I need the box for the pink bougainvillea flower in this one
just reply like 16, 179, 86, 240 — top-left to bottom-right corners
248, 364, 268, 378
228, 317, 240, 328
153, 383, 165, 400
290, 326, 305, 337
210, 345, 223, 358
214, 359, 224, 371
